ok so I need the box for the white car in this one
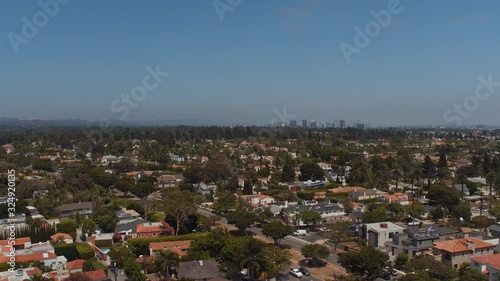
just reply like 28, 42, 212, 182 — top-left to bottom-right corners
407, 221, 419, 226
289, 268, 303, 278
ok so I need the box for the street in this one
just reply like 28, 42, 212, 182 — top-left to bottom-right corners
198, 208, 337, 281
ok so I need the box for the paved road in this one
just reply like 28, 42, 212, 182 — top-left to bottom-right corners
197, 208, 335, 281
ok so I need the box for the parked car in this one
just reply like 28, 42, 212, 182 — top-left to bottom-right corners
407, 220, 419, 226
293, 229, 307, 236
289, 268, 303, 278
298, 267, 310, 276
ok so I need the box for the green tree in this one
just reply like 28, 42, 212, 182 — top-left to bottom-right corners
213, 191, 238, 213
298, 210, 322, 226
430, 207, 444, 222
394, 253, 409, 270
56, 219, 77, 239
226, 208, 257, 232
262, 221, 294, 245
340, 197, 354, 215
300, 243, 330, 267
114, 180, 134, 197
281, 161, 296, 182
326, 220, 352, 250
299, 162, 324, 181
155, 249, 179, 279
108, 245, 134, 268
132, 182, 156, 199
81, 218, 96, 236
405, 256, 457, 280
162, 189, 202, 235
338, 247, 389, 280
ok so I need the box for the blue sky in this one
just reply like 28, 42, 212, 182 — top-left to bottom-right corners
1, 0, 500, 126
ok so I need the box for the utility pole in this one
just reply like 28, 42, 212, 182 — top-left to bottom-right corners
461, 178, 465, 201
480, 190, 484, 217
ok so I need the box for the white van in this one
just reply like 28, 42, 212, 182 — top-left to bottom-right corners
293, 229, 307, 236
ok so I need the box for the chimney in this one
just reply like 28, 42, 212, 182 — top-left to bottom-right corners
466, 241, 475, 252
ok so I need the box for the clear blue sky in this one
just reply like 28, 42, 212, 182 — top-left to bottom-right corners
1, 0, 499, 126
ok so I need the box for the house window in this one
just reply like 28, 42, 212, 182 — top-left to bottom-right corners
152, 233, 156, 237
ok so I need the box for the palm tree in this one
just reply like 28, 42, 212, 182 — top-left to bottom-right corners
28, 273, 53, 281
155, 250, 179, 280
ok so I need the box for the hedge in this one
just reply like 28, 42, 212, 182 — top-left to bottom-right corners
55, 243, 96, 261
90, 257, 108, 275
94, 239, 113, 248
76, 243, 95, 260
127, 232, 209, 256
54, 243, 78, 261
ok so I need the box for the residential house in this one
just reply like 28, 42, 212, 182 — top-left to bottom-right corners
156, 175, 177, 188
239, 194, 275, 207
55, 202, 94, 219
282, 203, 346, 226
0, 237, 31, 251
432, 238, 496, 269
135, 221, 174, 238
115, 208, 141, 224
349, 188, 382, 201
114, 219, 146, 238
454, 184, 470, 197
380, 192, 411, 205
1, 144, 14, 154
193, 182, 217, 197
149, 240, 192, 256
471, 254, 500, 278
66, 259, 86, 273
0, 267, 42, 281
178, 260, 228, 281
361, 222, 406, 249
385, 226, 459, 260
50, 233, 74, 244
83, 270, 108, 281
101, 155, 119, 165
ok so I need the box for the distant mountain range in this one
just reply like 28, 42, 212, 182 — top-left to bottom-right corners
0, 117, 244, 127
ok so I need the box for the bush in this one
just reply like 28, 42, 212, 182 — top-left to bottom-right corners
54, 243, 78, 261
76, 243, 94, 260
94, 239, 113, 248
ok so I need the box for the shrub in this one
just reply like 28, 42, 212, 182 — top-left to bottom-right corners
76, 243, 94, 260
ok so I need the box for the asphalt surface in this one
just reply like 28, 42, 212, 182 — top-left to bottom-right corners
197, 208, 333, 281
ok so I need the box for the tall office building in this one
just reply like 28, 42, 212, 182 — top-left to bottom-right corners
302, 120, 308, 128
339, 120, 346, 129
310, 121, 318, 128
290, 120, 297, 128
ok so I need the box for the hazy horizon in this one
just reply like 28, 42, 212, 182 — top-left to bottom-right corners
2, 0, 500, 126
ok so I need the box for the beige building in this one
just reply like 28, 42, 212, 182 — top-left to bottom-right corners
432, 238, 496, 269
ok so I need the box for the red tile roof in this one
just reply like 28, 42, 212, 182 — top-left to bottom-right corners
84, 270, 107, 281
51, 233, 73, 241
0, 252, 57, 263
0, 237, 30, 246
471, 254, 500, 270
433, 238, 494, 253
150, 240, 192, 256
66, 259, 86, 270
